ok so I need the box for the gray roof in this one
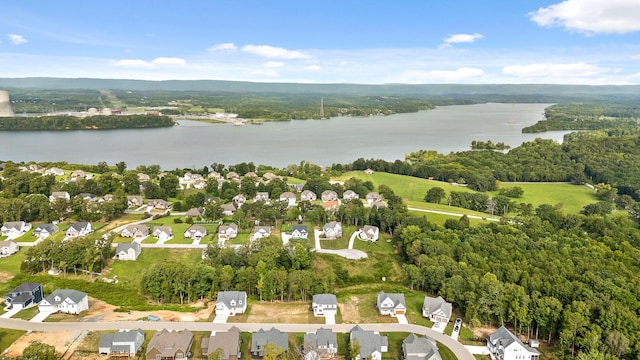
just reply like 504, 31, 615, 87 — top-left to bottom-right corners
116, 242, 141, 256
423, 296, 452, 318
203, 326, 241, 358
251, 327, 289, 354
403, 333, 441, 360
350, 325, 388, 359
46, 288, 87, 305
9, 282, 41, 294
217, 291, 247, 309
68, 222, 90, 232
292, 225, 308, 233
2, 221, 25, 230
153, 226, 173, 235
218, 224, 238, 233
304, 328, 337, 354
312, 294, 337, 306
35, 223, 59, 234
99, 329, 144, 351
489, 326, 539, 355
377, 291, 406, 310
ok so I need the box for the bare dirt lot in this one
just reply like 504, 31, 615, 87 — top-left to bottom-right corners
239, 302, 313, 323
5, 330, 82, 359
339, 296, 363, 324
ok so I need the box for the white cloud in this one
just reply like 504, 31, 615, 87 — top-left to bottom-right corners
632, 54, 640, 60
242, 44, 310, 59
441, 33, 483, 48
264, 61, 284, 68
7, 34, 28, 45
529, 0, 640, 34
305, 65, 321, 71
502, 62, 609, 77
110, 57, 186, 68
251, 69, 280, 77
399, 67, 485, 83
209, 43, 238, 52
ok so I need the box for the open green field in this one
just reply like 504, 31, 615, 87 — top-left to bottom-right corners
492, 182, 598, 214
0, 251, 26, 276
0, 329, 26, 352
108, 248, 204, 286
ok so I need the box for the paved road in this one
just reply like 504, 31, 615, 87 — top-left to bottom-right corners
0, 319, 474, 360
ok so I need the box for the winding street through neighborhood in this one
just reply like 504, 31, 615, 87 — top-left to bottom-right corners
0, 318, 475, 360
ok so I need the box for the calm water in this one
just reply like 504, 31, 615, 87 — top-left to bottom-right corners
0, 103, 570, 169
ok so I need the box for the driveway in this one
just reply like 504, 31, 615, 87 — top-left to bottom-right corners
396, 315, 409, 324
465, 345, 490, 355
30, 311, 52, 323
0, 307, 21, 319
212, 314, 229, 324
324, 313, 336, 325
431, 321, 446, 334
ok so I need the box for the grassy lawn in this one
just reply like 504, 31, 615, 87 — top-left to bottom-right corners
108, 248, 204, 286
491, 182, 598, 214
0, 329, 26, 352
12, 306, 39, 320
409, 210, 488, 226
0, 251, 26, 276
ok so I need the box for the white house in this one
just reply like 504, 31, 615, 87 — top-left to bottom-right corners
218, 224, 239, 242
311, 294, 338, 317
402, 334, 442, 360
98, 329, 145, 357
343, 190, 360, 201
358, 225, 379, 241
33, 224, 59, 238
120, 224, 150, 239
49, 191, 70, 203
66, 222, 92, 238
0, 240, 19, 257
215, 291, 248, 316
487, 326, 539, 360
279, 192, 297, 207
301, 190, 317, 202
322, 222, 342, 239
1, 221, 32, 238
366, 192, 383, 206
377, 291, 406, 317
184, 225, 207, 240
254, 192, 270, 204
350, 325, 388, 360
39, 288, 89, 314
44, 167, 65, 176
115, 243, 141, 261
291, 225, 309, 240
321, 190, 338, 202
252, 226, 271, 241
422, 296, 453, 324
152, 226, 173, 242
304, 328, 338, 360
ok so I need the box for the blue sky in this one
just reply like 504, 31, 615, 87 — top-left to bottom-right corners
1, 0, 640, 84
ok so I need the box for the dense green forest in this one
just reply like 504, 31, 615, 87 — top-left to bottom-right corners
0, 114, 174, 130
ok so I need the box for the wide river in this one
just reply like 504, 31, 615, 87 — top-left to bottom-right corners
0, 103, 571, 169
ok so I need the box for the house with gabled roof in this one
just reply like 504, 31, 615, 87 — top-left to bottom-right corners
304, 328, 338, 360
312, 294, 337, 317
126, 195, 144, 207
98, 328, 144, 357
343, 190, 360, 201
377, 291, 406, 317
251, 327, 289, 358
1, 221, 31, 237
301, 190, 317, 202
366, 192, 383, 206
185, 207, 205, 218
115, 242, 141, 261
232, 194, 247, 207
422, 296, 452, 324
146, 329, 194, 360
403, 333, 442, 360
44, 167, 65, 176
70, 170, 86, 180
279, 192, 297, 207
221, 203, 237, 216
49, 191, 70, 203
350, 325, 388, 360
218, 224, 239, 242
215, 291, 247, 316
184, 225, 207, 240
77, 193, 98, 202
291, 225, 308, 240
322, 222, 342, 239
34, 224, 59, 239
321, 190, 339, 202
121, 224, 150, 239
153, 226, 173, 242
202, 326, 241, 360
66, 222, 92, 238
358, 225, 379, 241
252, 226, 271, 241
148, 199, 169, 210
488, 326, 539, 360
0, 240, 19, 257
226, 171, 240, 180
254, 192, 270, 204
137, 173, 151, 182
263, 172, 279, 181
371, 200, 387, 209
39, 288, 89, 314
4, 282, 43, 310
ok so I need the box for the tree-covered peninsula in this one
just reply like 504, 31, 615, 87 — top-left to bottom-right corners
0, 114, 174, 131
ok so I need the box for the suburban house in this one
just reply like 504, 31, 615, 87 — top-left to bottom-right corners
245, 171, 258, 178
377, 291, 406, 317
232, 194, 247, 207
202, 326, 241, 360
70, 170, 86, 180
251, 327, 289, 358
208, 171, 222, 180
33, 224, 59, 238
290, 225, 309, 240
39, 288, 89, 314
77, 193, 98, 202
290, 183, 305, 193
263, 172, 279, 181
350, 325, 388, 360
364, 168, 375, 174
487, 326, 539, 360
366, 192, 383, 206
215, 291, 248, 316
65, 222, 93, 238
44, 167, 65, 176
184, 225, 207, 240
185, 207, 205, 218
218, 224, 239, 242
153, 226, 173, 242
115, 243, 142, 261
358, 225, 380, 242
126, 195, 144, 207
4, 282, 43, 310
121, 224, 150, 239
0, 240, 19, 257
304, 328, 338, 360
371, 200, 387, 209
311, 294, 338, 317
192, 179, 206, 189
221, 203, 237, 216
98, 328, 145, 358
138, 173, 151, 182
279, 192, 297, 207
321, 190, 339, 202
252, 226, 272, 240
422, 296, 453, 324
49, 191, 71, 203
343, 190, 360, 201
146, 329, 194, 360
148, 199, 169, 210
254, 192, 270, 203
322, 222, 342, 239
1, 221, 32, 237
402, 333, 442, 360
100, 194, 114, 202
301, 190, 317, 202
226, 171, 240, 180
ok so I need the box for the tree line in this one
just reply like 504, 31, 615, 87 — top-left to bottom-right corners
0, 114, 174, 131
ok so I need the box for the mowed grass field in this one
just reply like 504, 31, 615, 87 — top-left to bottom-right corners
334, 171, 598, 215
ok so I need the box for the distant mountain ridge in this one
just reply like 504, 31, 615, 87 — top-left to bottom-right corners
1, 77, 639, 96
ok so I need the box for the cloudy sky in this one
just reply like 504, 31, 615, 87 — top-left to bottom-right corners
1, 0, 639, 84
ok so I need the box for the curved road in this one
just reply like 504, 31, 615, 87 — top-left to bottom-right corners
0, 318, 474, 360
